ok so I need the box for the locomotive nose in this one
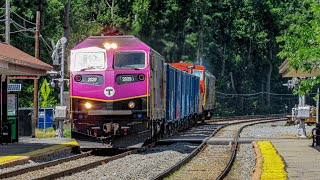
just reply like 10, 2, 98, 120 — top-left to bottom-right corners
103, 70, 117, 99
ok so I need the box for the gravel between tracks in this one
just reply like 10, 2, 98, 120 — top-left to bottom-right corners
168, 145, 232, 179
225, 144, 255, 180
0, 160, 39, 174
60, 143, 197, 180
241, 121, 314, 138
0, 153, 74, 174
7, 156, 105, 180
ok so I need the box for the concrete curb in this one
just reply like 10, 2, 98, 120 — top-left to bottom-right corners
0, 141, 79, 168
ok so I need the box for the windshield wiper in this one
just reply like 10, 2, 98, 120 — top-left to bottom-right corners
127, 67, 141, 70
80, 66, 101, 71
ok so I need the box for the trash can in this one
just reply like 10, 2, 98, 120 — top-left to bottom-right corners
8, 117, 18, 142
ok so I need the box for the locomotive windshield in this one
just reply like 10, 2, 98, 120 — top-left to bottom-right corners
73, 52, 106, 71
193, 70, 203, 80
114, 51, 146, 69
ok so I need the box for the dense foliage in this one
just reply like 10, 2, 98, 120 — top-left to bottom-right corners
2, 0, 316, 116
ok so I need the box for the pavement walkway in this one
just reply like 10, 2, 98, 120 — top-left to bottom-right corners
0, 137, 78, 166
271, 139, 320, 180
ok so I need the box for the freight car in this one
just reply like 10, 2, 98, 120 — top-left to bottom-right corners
170, 62, 216, 120
69, 36, 215, 148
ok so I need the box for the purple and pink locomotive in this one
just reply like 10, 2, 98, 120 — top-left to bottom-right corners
70, 36, 216, 148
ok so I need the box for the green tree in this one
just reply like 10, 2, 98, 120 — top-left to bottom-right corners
277, 0, 320, 95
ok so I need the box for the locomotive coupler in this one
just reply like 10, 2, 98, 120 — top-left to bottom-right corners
311, 123, 320, 146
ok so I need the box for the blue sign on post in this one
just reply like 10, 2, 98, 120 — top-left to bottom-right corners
38, 108, 54, 129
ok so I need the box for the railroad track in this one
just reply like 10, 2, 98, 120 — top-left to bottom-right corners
209, 114, 286, 122
0, 150, 138, 180
0, 152, 91, 179
152, 116, 288, 180
0, 115, 288, 179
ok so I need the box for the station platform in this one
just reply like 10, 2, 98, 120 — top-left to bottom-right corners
0, 137, 79, 168
270, 139, 320, 180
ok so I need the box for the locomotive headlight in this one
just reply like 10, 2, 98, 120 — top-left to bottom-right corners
103, 42, 111, 50
128, 101, 135, 109
103, 42, 118, 50
85, 102, 92, 109
111, 43, 118, 49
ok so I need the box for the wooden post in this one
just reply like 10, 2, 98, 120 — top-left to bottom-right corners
32, 11, 40, 137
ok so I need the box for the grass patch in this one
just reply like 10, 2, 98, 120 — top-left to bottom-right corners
36, 124, 71, 138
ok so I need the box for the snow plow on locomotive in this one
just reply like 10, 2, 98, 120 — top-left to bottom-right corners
69, 35, 216, 148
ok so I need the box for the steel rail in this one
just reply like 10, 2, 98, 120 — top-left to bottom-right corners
152, 124, 224, 180
152, 116, 288, 180
216, 117, 288, 180
34, 149, 139, 180
0, 151, 92, 179
208, 114, 286, 122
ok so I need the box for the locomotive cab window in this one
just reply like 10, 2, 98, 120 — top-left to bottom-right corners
193, 70, 204, 80
114, 51, 146, 70
73, 52, 106, 71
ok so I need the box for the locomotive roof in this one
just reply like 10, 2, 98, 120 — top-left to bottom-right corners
72, 35, 152, 51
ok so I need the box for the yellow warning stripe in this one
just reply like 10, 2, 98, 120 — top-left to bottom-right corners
257, 141, 287, 180
0, 141, 79, 164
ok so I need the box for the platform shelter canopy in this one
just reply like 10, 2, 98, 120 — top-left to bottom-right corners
0, 42, 52, 76
279, 60, 320, 78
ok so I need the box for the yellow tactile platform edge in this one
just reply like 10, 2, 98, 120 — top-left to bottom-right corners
257, 141, 287, 180
0, 140, 79, 164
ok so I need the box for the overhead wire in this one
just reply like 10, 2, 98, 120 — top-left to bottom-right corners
216, 91, 301, 102
217, 91, 300, 97
11, 20, 33, 32
11, 11, 36, 25
1, 6, 55, 63
216, 95, 237, 99
11, 19, 35, 32
4, 12, 53, 54
216, 91, 263, 96
11, 20, 35, 39
10, 29, 33, 34
40, 35, 53, 51
271, 96, 298, 100
266, 92, 296, 96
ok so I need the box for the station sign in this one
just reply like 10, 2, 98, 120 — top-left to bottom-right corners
8, 84, 21, 91
7, 75, 39, 79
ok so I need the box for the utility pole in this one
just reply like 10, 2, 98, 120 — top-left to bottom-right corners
32, 11, 40, 138
5, 0, 10, 44
60, 39, 66, 106
58, 37, 67, 138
